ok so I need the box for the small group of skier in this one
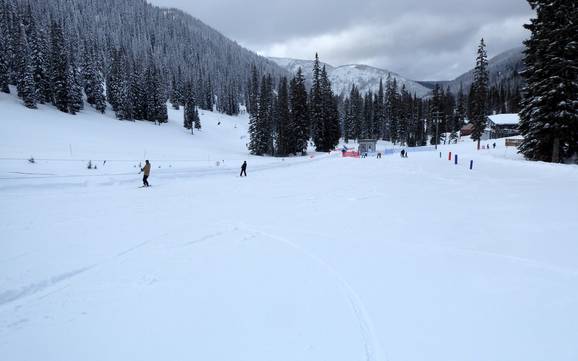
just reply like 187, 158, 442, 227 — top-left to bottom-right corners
139, 160, 248, 187
400, 149, 409, 158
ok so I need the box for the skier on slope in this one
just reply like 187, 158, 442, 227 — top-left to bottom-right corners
240, 161, 247, 177
140, 160, 151, 187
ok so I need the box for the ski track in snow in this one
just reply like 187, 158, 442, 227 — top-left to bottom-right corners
230, 222, 380, 361
0, 234, 169, 310
0, 267, 94, 308
181, 231, 226, 247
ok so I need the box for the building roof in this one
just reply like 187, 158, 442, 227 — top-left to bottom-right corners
488, 113, 520, 126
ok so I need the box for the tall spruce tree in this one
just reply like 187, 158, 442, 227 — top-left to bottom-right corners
275, 77, 290, 156
49, 21, 68, 112
310, 56, 339, 152
470, 39, 489, 146
361, 91, 373, 139
183, 80, 194, 130
82, 45, 105, 113
143, 57, 167, 123
66, 45, 84, 115
386, 77, 400, 143
374, 79, 386, 140
25, 11, 50, 103
310, 53, 324, 149
0, 0, 11, 93
289, 67, 309, 155
107, 47, 125, 113
248, 64, 259, 117
15, 22, 36, 108
519, 0, 578, 163
248, 75, 273, 155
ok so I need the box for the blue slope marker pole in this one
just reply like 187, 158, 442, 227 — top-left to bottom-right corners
455, 154, 458, 165
470, 160, 474, 170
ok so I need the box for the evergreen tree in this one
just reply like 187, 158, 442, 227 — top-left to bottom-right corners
398, 85, 411, 146
170, 71, 183, 110
183, 80, 194, 130
275, 77, 290, 156
451, 84, 467, 143
429, 84, 443, 146
289, 67, 309, 155
310, 53, 324, 148
107, 47, 125, 113
0, 39, 8, 93
386, 76, 400, 143
519, 0, 578, 163
205, 75, 213, 111
310, 55, 339, 152
248, 64, 259, 117
143, 57, 167, 123
343, 97, 352, 142
25, 11, 50, 103
67, 46, 84, 115
374, 79, 386, 139
82, 45, 105, 113
361, 91, 373, 139
15, 22, 36, 108
49, 21, 68, 113
193, 106, 201, 131
350, 85, 363, 141
470, 39, 489, 144
129, 61, 146, 120
0, 0, 11, 93
248, 75, 273, 155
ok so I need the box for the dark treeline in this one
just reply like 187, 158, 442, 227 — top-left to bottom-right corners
341, 39, 493, 147
247, 54, 340, 156
518, 0, 577, 163
342, 76, 467, 147
0, 0, 285, 121
247, 46, 494, 156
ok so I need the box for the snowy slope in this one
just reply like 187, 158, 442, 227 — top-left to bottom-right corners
0, 88, 325, 190
269, 57, 432, 98
2, 91, 578, 361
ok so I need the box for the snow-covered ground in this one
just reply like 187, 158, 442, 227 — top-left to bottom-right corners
1, 91, 578, 361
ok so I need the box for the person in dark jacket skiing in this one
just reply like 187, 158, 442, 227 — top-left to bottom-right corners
140, 160, 151, 187
240, 161, 247, 177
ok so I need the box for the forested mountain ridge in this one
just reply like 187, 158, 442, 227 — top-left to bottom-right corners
0, 0, 287, 117
418, 47, 524, 94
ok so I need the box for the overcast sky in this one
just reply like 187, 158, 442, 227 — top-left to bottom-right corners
148, 0, 533, 81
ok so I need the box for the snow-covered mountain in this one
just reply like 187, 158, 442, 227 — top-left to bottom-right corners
451, 47, 524, 93
419, 47, 525, 93
269, 57, 432, 98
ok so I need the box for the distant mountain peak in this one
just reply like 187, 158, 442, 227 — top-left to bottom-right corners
269, 57, 431, 98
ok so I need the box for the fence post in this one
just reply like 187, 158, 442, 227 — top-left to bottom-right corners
439, 152, 442, 158
470, 160, 473, 170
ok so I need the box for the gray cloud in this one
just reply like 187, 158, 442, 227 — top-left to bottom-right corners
148, 0, 533, 80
